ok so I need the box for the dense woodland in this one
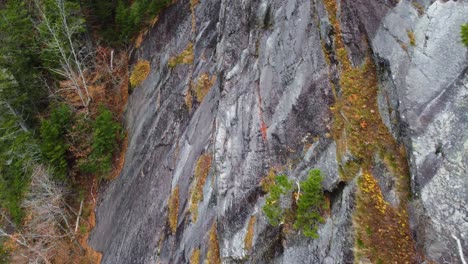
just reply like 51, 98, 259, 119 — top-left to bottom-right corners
0, 0, 171, 262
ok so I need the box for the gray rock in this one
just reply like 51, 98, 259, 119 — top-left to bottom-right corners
89, 0, 468, 263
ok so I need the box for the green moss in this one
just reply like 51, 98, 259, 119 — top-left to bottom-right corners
461, 23, 468, 47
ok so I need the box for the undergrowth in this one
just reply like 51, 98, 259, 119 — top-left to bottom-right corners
322, 0, 417, 262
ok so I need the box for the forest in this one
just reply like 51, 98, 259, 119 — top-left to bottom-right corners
0, 0, 170, 262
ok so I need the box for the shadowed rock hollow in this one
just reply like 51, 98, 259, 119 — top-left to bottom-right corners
89, 0, 468, 263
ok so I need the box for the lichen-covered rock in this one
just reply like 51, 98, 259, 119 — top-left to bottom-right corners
89, 0, 468, 263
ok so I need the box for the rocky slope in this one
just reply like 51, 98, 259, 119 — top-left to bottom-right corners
89, 0, 468, 263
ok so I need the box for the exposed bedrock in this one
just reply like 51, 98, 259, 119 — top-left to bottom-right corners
89, 0, 468, 263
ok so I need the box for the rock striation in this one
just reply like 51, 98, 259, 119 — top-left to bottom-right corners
89, 0, 468, 263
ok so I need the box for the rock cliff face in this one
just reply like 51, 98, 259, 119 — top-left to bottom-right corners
89, 0, 468, 263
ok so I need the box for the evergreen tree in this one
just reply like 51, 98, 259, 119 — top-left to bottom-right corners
294, 169, 326, 238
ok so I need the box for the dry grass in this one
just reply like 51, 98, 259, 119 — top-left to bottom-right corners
168, 185, 180, 234
168, 43, 194, 68
130, 60, 151, 87
190, 248, 201, 264
189, 154, 212, 222
207, 223, 221, 264
322, 0, 417, 262
244, 216, 256, 252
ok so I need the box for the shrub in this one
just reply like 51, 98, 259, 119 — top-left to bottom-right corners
262, 174, 292, 226
130, 60, 150, 88
79, 107, 121, 177
461, 23, 468, 47
293, 169, 326, 238
40, 104, 72, 180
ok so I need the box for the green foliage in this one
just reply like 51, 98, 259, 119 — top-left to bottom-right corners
262, 169, 326, 239
115, 0, 171, 43
262, 174, 292, 226
84, 0, 171, 44
461, 23, 468, 47
0, 108, 39, 224
40, 104, 72, 180
293, 169, 326, 238
36, 0, 87, 78
80, 107, 121, 177
0, 1, 48, 125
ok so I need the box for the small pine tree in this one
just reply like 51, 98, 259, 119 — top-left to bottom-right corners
461, 23, 468, 47
262, 174, 292, 226
293, 169, 326, 238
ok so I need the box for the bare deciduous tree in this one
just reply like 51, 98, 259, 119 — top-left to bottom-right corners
33, 0, 92, 108
0, 165, 78, 263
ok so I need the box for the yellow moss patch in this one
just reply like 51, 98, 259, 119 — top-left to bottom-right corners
244, 216, 256, 252
190, 248, 201, 264
130, 60, 151, 87
407, 31, 416, 46
168, 185, 180, 234
194, 73, 216, 103
168, 43, 194, 68
189, 154, 212, 222
207, 223, 221, 264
